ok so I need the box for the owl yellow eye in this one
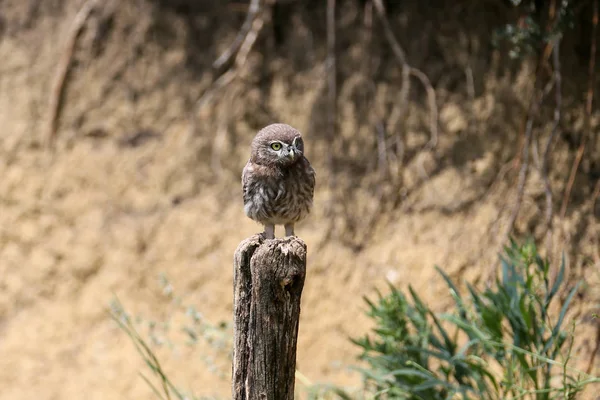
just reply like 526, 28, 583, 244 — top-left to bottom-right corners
270, 142, 282, 151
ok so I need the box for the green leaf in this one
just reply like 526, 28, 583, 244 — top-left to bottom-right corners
545, 253, 566, 309
412, 378, 451, 391
436, 267, 468, 320
543, 282, 580, 354
388, 368, 436, 379
430, 311, 457, 355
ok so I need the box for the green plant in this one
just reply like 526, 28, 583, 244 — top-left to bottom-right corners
112, 241, 599, 400
110, 275, 331, 400
352, 239, 599, 399
109, 274, 232, 400
110, 297, 192, 400
492, 1, 575, 59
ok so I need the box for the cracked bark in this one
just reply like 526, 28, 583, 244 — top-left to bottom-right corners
232, 234, 306, 400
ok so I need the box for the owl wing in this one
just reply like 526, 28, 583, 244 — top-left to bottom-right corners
306, 159, 316, 197
241, 161, 253, 204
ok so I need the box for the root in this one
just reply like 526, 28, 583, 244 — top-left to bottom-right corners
373, 0, 438, 149
45, 0, 99, 147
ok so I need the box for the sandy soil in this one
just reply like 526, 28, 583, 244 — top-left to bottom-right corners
0, 1, 598, 399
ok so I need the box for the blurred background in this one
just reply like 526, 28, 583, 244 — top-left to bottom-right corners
0, 0, 598, 398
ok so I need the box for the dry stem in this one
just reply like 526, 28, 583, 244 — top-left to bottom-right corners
324, 0, 337, 219
45, 0, 99, 147
493, 75, 556, 281
188, 0, 266, 140
213, 0, 262, 71
540, 38, 562, 254
373, 0, 438, 149
590, 178, 600, 265
560, 0, 597, 218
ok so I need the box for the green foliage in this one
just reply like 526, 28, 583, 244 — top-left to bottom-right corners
111, 241, 598, 400
493, 1, 575, 59
351, 239, 599, 399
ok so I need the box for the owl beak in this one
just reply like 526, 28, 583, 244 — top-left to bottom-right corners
288, 148, 296, 160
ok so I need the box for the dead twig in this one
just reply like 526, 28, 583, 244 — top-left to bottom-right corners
326, 0, 336, 146
410, 67, 439, 148
213, 0, 262, 71
387, 68, 410, 169
491, 2, 564, 281
560, 143, 586, 217
504, 98, 536, 239
235, 9, 264, 68
560, 0, 597, 218
363, 0, 397, 181
376, 121, 388, 174
187, 1, 266, 140
373, 0, 438, 149
591, 178, 600, 265
190, 6, 265, 113
323, 0, 337, 220
586, 319, 600, 376
45, 0, 99, 147
491, 75, 557, 282
326, 0, 336, 159
512, 0, 558, 170
503, 75, 556, 245
362, 0, 373, 76
465, 64, 475, 103
540, 38, 562, 254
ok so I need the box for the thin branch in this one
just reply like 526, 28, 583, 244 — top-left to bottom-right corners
213, 0, 262, 71
540, 38, 562, 254
376, 121, 388, 174
512, 1, 558, 170
504, 98, 536, 240
465, 65, 475, 103
531, 75, 556, 167
493, 76, 555, 282
327, 0, 336, 151
387, 67, 410, 169
362, 0, 373, 76
187, 1, 265, 139
373, 0, 406, 64
324, 0, 337, 218
587, 318, 600, 376
190, 70, 237, 117
590, 178, 600, 265
235, 8, 264, 69
502, 74, 556, 249
45, 0, 99, 147
560, 143, 586, 218
409, 67, 438, 148
560, 0, 597, 218
364, 0, 395, 179
373, 0, 438, 149
493, 3, 565, 277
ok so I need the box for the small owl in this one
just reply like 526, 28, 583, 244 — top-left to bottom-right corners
242, 123, 316, 239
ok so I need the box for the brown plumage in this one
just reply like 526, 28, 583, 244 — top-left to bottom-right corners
242, 123, 316, 239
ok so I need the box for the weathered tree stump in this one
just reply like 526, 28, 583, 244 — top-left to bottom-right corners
232, 234, 307, 400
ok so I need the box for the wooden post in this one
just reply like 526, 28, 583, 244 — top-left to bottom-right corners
232, 234, 307, 400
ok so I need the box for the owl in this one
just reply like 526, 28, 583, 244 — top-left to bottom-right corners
242, 123, 316, 239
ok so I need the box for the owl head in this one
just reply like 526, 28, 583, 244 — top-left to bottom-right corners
250, 123, 305, 167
